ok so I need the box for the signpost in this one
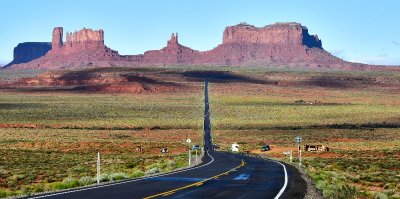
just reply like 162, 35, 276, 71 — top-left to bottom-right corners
97, 152, 100, 184
282, 150, 293, 163
295, 136, 302, 166
186, 138, 191, 166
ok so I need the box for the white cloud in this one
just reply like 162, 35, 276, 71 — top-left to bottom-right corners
328, 49, 349, 60
349, 56, 400, 65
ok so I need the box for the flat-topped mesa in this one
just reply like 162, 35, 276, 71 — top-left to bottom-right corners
3, 42, 51, 67
222, 22, 322, 48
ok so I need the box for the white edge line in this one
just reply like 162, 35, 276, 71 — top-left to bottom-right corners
273, 161, 288, 199
29, 152, 215, 199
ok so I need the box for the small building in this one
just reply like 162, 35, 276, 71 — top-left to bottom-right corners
231, 143, 239, 152
304, 144, 329, 152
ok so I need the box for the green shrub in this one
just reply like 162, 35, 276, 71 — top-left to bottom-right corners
145, 167, 162, 175
0, 190, 7, 198
109, 172, 128, 181
33, 185, 44, 193
99, 174, 111, 182
320, 183, 357, 199
51, 182, 67, 190
78, 176, 95, 186
374, 192, 388, 199
21, 185, 30, 195
131, 170, 145, 178
390, 193, 400, 199
125, 162, 137, 169
167, 160, 176, 168
50, 178, 81, 190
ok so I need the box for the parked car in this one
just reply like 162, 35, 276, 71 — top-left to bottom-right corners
192, 145, 201, 150
161, 148, 168, 153
261, 145, 271, 151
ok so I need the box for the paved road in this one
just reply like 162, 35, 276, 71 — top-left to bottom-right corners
27, 81, 292, 199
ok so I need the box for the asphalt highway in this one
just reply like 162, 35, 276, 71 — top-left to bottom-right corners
26, 81, 292, 199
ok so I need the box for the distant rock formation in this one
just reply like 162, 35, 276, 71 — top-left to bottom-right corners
47, 27, 117, 56
222, 22, 322, 48
4, 42, 51, 67
5, 22, 397, 71
6, 27, 122, 69
193, 22, 341, 68
52, 27, 63, 50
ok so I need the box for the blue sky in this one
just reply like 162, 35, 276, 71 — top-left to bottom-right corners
1, 0, 399, 65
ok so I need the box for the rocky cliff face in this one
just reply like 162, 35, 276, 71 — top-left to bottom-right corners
4, 42, 51, 67
183, 22, 339, 68
222, 22, 322, 48
64, 28, 105, 52
5, 22, 391, 71
48, 27, 109, 55
52, 27, 63, 50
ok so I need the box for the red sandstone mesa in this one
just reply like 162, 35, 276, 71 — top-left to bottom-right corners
4, 42, 51, 67
4, 22, 397, 70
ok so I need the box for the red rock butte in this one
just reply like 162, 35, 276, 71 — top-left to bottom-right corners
4, 22, 397, 70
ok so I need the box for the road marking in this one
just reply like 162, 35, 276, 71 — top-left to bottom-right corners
273, 161, 288, 199
29, 151, 215, 199
143, 160, 246, 199
148, 177, 207, 182
233, 173, 250, 180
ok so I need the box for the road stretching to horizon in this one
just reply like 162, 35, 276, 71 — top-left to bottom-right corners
26, 81, 296, 199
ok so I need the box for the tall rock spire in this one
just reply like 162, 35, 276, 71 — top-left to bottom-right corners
52, 27, 63, 50
167, 32, 179, 49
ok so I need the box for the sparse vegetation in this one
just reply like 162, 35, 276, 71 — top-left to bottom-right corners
1, 67, 399, 198
208, 69, 400, 198
0, 77, 203, 197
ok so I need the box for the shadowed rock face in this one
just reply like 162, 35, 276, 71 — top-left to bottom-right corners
4, 42, 51, 67
5, 22, 397, 71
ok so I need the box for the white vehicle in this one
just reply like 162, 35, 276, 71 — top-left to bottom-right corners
231, 143, 239, 152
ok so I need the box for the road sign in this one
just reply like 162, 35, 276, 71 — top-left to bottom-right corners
186, 138, 191, 143
295, 136, 303, 166
295, 136, 302, 144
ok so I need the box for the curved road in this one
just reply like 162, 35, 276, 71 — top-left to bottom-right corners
27, 81, 298, 199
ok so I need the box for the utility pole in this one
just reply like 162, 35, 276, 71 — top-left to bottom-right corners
188, 149, 191, 166
97, 152, 100, 184
195, 149, 198, 164
290, 149, 293, 163
186, 138, 191, 167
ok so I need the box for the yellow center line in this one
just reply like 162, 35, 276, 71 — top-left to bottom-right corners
142, 160, 245, 199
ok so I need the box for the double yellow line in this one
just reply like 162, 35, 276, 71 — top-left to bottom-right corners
143, 160, 246, 199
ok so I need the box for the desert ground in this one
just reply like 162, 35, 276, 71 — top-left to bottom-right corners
0, 66, 399, 198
